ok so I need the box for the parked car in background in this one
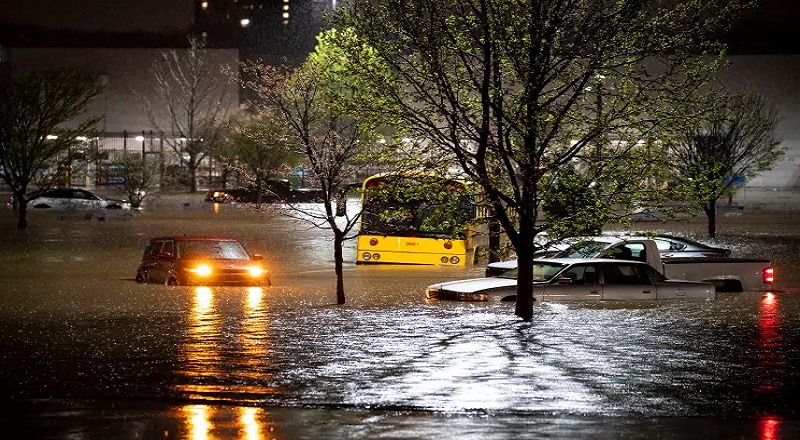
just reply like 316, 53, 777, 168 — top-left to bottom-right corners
135, 236, 271, 286
204, 179, 324, 204
426, 258, 716, 302
486, 234, 731, 276
29, 188, 131, 210
485, 235, 771, 292
645, 234, 730, 258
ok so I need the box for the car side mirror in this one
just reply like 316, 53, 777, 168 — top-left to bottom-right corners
252, 254, 264, 260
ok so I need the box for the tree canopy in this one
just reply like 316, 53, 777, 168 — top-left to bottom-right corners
670, 91, 783, 237
0, 67, 104, 229
240, 30, 391, 304
333, 0, 750, 320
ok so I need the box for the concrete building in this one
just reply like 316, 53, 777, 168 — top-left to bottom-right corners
2, 45, 799, 190
714, 55, 800, 188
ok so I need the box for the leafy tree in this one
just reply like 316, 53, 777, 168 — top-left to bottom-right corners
335, 0, 748, 320
219, 111, 302, 204
241, 29, 390, 305
671, 92, 783, 237
140, 37, 235, 193
0, 68, 103, 230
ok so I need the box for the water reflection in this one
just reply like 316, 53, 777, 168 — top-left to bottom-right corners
180, 404, 272, 440
759, 415, 780, 440
173, 286, 278, 403
176, 287, 222, 398
755, 292, 783, 395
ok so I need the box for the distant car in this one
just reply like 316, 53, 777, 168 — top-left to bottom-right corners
204, 180, 324, 204
426, 258, 716, 302
135, 236, 271, 286
485, 234, 730, 276
646, 234, 731, 258
29, 188, 131, 210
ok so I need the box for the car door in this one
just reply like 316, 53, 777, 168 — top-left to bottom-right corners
539, 264, 602, 301
69, 190, 93, 210
599, 262, 657, 300
49, 189, 73, 209
142, 240, 173, 283
644, 265, 699, 299
78, 190, 103, 209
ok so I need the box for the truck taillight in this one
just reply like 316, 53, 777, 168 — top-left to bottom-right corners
763, 267, 775, 285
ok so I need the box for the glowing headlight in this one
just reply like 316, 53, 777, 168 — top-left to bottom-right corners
248, 266, 265, 277
190, 264, 213, 276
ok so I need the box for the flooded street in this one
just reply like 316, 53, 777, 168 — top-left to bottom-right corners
2, 197, 800, 439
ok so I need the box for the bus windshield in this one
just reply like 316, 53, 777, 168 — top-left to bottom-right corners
359, 174, 474, 239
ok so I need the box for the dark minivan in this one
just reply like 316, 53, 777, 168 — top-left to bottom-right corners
135, 236, 271, 286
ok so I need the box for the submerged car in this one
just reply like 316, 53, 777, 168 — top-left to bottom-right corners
135, 236, 271, 286
426, 258, 715, 302
646, 234, 731, 258
204, 180, 324, 204
29, 188, 131, 210
485, 234, 731, 276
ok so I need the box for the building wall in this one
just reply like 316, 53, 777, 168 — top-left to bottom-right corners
3, 48, 799, 189
714, 55, 800, 188
5, 47, 241, 133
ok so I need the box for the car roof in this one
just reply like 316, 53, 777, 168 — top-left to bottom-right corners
544, 257, 648, 265
148, 236, 239, 242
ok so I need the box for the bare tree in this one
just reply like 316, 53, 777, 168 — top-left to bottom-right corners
103, 151, 161, 209
336, 0, 747, 320
141, 37, 236, 193
0, 68, 103, 230
241, 34, 389, 304
671, 92, 783, 237
218, 110, 302, 203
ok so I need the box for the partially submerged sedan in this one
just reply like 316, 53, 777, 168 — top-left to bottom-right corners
135, 236, 271, 286
425, 258, 715, 302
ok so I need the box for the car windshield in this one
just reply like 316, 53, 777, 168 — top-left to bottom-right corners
177, 240, 250, 260
553, 240, 611, 258
497, 262, 568, 282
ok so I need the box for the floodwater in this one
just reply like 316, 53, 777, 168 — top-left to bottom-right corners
2, 197, 800, 439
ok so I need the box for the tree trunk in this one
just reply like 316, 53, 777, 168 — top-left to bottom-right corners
188, 153, 198, 193
16, 199, 29, 230
334, 229, 346, 305
514, 242, 535, 321
488, 213, 501, 264
706, 200, 717, 238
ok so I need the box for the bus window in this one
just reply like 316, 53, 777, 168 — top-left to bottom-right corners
357, 173, 477, 265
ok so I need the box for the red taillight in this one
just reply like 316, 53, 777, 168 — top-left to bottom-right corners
443, 240, 453, 250
369, 238, 378, 246
763, 266, 774, 285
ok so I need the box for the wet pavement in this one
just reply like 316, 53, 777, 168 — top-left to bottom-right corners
2, 195, 800, 439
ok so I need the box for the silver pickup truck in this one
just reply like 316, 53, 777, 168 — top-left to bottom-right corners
486, 235, 774, 292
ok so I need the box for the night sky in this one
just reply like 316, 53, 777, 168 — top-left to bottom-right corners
0, 0, 194, 33
0, 0, 798, 54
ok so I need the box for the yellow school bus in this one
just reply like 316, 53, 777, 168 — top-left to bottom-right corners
356, 173, 477, 266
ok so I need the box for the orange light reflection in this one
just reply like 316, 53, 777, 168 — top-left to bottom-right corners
185, 405, 211, 440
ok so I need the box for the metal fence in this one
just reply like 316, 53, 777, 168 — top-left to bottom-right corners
60, 130, 395, 192
66, 130, 231, 190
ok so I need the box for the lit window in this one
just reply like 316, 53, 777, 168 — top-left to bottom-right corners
283, 5, 289, 11
240, 18, 251, 27
282, 12, 289, 19
201, 1, 208, 10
